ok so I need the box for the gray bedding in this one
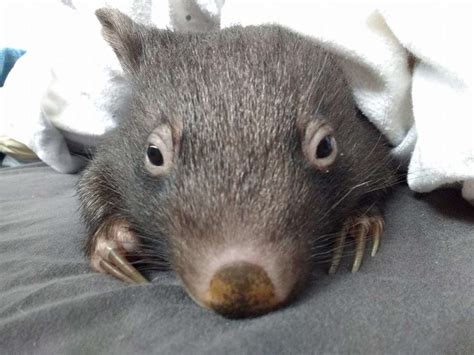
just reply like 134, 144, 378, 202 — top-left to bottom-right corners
1, 163, 473, 354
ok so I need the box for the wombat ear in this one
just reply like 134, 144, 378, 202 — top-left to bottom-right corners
96, 8, 146, 73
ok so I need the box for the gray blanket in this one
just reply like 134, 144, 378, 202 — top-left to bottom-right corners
1, 163, 473, 354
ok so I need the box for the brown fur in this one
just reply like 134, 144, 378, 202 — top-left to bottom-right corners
77, 9, 397, 317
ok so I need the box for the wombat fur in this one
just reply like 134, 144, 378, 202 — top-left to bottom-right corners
77, 8, 397, 318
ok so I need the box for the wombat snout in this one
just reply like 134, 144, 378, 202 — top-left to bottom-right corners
204, 262, 280, 318
178, 244, 304, 318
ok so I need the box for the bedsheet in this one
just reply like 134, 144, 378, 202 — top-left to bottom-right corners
0, 163, 473, 354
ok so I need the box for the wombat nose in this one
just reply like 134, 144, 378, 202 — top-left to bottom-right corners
204, 262, 280, 318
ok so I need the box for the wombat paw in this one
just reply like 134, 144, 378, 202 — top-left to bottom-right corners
89, 219, 148, 284
328, 215, 384, 274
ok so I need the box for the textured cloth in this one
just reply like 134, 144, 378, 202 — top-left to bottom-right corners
0, 163, 473, 353
1, 1, 472, 201
219, 1, 474, 202
0, 0, 132, 172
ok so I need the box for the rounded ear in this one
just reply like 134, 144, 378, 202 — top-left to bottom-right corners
96, 8, 146, 73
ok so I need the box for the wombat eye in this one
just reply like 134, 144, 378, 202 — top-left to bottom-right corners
303, 121, 338, 171
316, 135, 334, 159
147, 145, 164, 166
145, 125, 174, 176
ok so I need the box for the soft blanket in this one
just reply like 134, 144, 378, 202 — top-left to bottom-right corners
0, 0, 472, 203
0, 163, 473, 353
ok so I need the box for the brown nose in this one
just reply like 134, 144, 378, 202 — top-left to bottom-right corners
204, 262, 280, 318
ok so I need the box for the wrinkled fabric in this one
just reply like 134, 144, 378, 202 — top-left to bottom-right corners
0, 1, 472, 192
0, 163, 473, 353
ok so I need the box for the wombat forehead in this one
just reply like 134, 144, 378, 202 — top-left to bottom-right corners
129, 28, 345, 163
135, 32, 333, 113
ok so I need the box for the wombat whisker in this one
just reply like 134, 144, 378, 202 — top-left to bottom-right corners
372, 166, 446, 184
310, 240, 361, 258
317, 181, 370, 223
311, 231, 342, 241
129, 259, 170, 266
309, 235, 342, 248
311, 252, 361, 265
126, 252, 168, 259
362, 172, 438, 194
311, 240, 382, 262
309, 239, 337, 248
130, 250, 169, 260
134, 235, 169, 246
117, 239, 168, 251
309, 241, 336, 251
130, 262, 168, 269
309, 228, 382, 253
134, 266, 170, 272
133, 260, 170, 266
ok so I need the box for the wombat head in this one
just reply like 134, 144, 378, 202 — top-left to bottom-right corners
95, 8, 392, 318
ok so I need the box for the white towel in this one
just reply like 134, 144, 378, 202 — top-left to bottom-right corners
0, 0, 168, 172
0, 0, 472, 204
380, 5, 473, 200
220, 1, 474, 203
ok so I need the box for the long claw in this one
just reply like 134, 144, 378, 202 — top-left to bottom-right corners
351, 223, 368, 273
329, 214, 385, 274
371, 233, 380, 257
100, 259, 135, 283
370, 218, 384, 257
329, 233, 346, 274
104, 241, 149, 284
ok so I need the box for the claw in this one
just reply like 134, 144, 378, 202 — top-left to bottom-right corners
351, 222, 368, 273
99, 259, 135, 283
329, 222, 351, 275
329, 229, 347, 275
371, 233, 380, 257
329, 215, 385, 274
369, 218, 384, 257
89, 219, 149, 284
103, 240, 149, 284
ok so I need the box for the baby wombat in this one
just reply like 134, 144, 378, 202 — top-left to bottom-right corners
77, 8, 397, 318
